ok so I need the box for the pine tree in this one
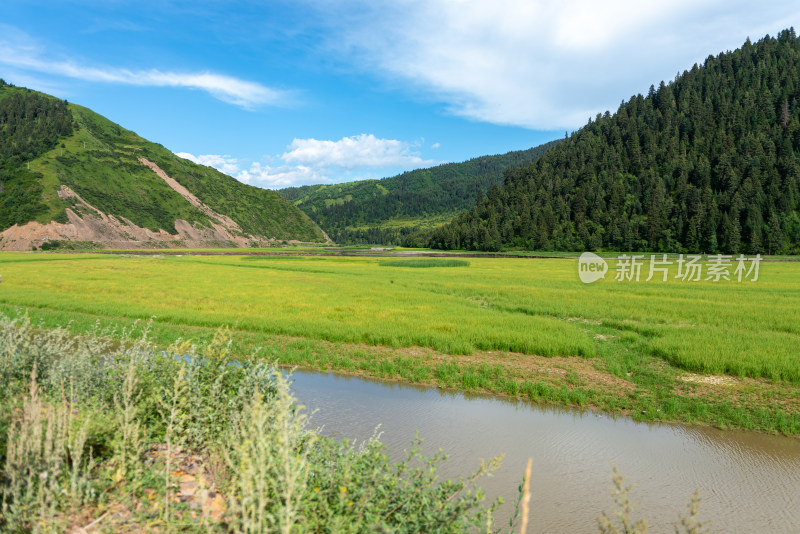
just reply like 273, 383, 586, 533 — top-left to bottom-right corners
769, 211, 785, 254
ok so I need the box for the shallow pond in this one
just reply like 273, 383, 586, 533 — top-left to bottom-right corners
290, 370, 800, 533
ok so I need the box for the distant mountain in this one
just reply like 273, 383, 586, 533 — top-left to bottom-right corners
278, 140, 561, 245
0, 81, 326, 250
421, 30, 800, 254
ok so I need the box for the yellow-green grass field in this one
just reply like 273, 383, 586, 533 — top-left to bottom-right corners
1, 252, 799, 433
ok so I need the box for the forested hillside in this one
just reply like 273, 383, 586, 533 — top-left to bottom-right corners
421, 30, 800, 254
279, 141, 560, 244
0, 85, 74, 229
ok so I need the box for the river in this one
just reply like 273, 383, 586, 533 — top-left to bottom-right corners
290, 370, 800, 533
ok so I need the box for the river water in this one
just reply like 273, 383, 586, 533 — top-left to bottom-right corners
290, 370, 800, 533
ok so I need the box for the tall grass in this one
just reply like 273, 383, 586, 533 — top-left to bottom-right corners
2, 367, 92, 531
0, 314, 501, 532
1, 253, 798, 381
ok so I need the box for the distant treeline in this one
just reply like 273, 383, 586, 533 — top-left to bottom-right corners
417, 30, 800, 254
279, 141, 561, 244
328, 226, 421, 246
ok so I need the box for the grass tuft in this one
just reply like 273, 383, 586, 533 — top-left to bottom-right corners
379, 258, 470, 268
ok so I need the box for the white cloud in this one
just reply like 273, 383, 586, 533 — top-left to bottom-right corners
318, 0, 800, 129
237, 162, 328, 189
0, 26, 290, 109
177, 134, 434, 188
281, 134, 432, 169
431, 142, 440, 149
175, 153, 241, 176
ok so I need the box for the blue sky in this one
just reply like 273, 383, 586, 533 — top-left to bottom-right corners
2, 1, 799, 189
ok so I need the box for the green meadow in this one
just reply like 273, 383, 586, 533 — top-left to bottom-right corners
0, 252, 798, 433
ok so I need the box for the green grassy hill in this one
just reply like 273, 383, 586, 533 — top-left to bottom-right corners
278, 140, 560, 244
0, 81, 325, 247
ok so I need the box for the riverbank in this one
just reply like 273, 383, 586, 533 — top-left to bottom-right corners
3, 304, 798, 436
5, 313, 751, 533
290, 368, 800, 533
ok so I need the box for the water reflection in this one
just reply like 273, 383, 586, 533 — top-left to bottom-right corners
289, 370, 800, 533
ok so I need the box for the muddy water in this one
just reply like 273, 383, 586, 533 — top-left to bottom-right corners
290, 370, 800, 533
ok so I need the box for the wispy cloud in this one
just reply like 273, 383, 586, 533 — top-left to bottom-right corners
316, 0, 800, 130
0, 26, 290, 109
178, 134, 435, 188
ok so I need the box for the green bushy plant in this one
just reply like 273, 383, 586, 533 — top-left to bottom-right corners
0, 312, 500, 532
302, 435, 502, 533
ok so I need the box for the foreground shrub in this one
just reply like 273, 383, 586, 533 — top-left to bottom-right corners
303, 436, 501, 533
0, 312, 499, 532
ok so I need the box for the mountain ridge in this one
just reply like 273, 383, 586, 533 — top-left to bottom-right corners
0, 81, 327, 250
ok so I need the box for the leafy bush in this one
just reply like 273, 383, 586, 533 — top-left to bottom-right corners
303, 436, 500, 533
